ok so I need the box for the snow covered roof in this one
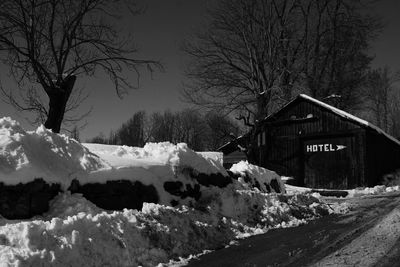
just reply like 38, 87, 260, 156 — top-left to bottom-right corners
217, 134, 249, 154
265, 94, 400, 146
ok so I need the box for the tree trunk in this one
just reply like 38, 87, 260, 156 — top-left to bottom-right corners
256, 93, 269, 122
44, 76, 76, 133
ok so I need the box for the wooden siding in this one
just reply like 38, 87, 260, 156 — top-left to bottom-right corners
365, 131, 400, 186
256, 100, 367, 188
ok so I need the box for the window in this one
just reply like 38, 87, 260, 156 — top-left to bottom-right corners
257, 134, 261, 146
262, 131, 266, 145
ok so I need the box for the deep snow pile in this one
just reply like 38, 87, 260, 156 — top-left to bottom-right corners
0, 117, 231, 207
82, 143, 226, 175
0, 117, 226, 188
347, 185, 400, 197
0, 117, 109, 188
82, 142, 229, 206
0, 117, 339, 266
286, 184, 400, 198
230, 161, 286, 193
0, 187, 332, 267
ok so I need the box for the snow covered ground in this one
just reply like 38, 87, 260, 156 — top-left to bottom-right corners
0, 190, 332, 266
0, 117, 341, 266
286, 184, 400, 198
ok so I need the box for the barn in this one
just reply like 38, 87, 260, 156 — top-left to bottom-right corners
228, 94, 400, 189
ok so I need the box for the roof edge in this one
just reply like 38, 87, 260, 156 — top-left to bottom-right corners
264, 94, 400, 147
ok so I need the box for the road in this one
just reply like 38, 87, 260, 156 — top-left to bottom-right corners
186, 192, 400, 267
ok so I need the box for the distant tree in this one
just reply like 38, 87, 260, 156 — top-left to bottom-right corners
173, 109, 208, 151
149, 110, 176, 142
87, 109, 242, 151
204, 112, 241, 150
300, 0, 380, 111
0, 0, 161, 133
87, 132, 108, 144
364, 67, 400, 134
117, 111, 146, 147
108, 130, 118, 145
70, 125, 80, 142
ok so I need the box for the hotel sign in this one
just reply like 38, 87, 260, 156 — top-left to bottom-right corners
306, 144, 346, 153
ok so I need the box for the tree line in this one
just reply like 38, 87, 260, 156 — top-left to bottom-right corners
86, 109, 242, 151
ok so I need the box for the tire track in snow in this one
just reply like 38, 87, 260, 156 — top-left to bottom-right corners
312, 206, 400, 267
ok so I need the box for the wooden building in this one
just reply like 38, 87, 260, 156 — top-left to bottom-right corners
234, 94, 400, 189
218, 134, 248, 168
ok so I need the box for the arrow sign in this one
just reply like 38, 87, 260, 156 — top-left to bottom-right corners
306, 144, 347, 153
336, 145, 346, 151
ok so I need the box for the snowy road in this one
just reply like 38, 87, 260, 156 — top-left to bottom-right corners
186, 191, 400, 267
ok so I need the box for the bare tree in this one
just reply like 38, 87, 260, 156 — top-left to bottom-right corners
365, 67, 400, 133
183, 0, 380, 127
300, 0, 380, 111
117, 111, 146, 147
183, 0, 304, 127
0, 0, 161, 133
149, 111, 176, 143
204, 111, 241, 150
70, 125, 80, 142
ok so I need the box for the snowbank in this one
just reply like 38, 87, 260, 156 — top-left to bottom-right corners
0, 117, 227, 189
0, 187, 333, 266
0, 117, 230, 208
347, 185, 400, 197
0, 117, 343, 266
230, 161, 286, 193
0, 117, 110, 188
286, 184, 400, 198
82, 142, 230, 207
82, 143, 226, 176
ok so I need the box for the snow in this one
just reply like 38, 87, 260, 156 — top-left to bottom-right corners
0, 117, 346, 266
0, 117, 227, 197
347, 185, 400, 197
82, 142, 226, 176
196, 152, 223, 165
286, 184, 400, 198
285, 185, 312, 195
229, 161, 286, 193
82, 142, 228, 206
264, 94, 400, 146
0, 188, 332, 266
0, 117, 110, 188
298, 94, 400, 146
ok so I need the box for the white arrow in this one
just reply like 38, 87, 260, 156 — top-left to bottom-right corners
336, 145, 346, 151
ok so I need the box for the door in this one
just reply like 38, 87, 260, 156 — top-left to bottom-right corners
302, 135, 356, 189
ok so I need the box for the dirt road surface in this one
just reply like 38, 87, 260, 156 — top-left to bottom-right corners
186, 192, 400, 267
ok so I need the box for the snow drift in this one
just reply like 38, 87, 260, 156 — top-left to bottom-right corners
0, 117, 233, 214
0, 117, 109, 188
0, 188, 332, 266
230, 161, 285, 193
0, 117, 341, 266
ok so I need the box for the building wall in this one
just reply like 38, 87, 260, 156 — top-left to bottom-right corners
256, 100, 367, 188
365, 131, 400, 186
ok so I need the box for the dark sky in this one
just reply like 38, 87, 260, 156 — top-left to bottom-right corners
0, 0, 399, 140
